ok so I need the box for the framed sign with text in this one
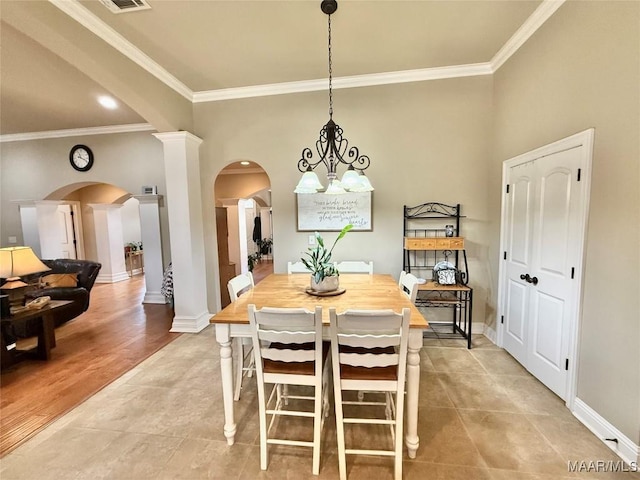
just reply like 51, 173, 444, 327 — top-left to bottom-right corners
296, 192, 372, 231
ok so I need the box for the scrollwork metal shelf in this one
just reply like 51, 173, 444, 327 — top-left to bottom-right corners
403, 202, 473, 348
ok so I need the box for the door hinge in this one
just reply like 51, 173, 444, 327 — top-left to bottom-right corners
565, 358, 569, 370
506, 184, 510, 193
571, 267, 575, 279
70, 210, 74, 216
501, 315, 504, 324
503, 251, 507, 260
577, 168, 581, 182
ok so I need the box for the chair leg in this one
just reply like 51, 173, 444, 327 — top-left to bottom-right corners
256, 380, 269, 470
312, 381, 322, 475
234, 337, 244, 401
334, 387, 348, 480
394, 395, 405, 480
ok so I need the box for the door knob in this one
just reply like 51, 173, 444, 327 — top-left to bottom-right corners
519, 273, 539, 285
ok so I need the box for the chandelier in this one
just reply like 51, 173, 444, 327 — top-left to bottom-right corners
294, 0, 373, 195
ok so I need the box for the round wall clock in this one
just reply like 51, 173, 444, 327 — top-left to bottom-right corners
69, 144, 94, 172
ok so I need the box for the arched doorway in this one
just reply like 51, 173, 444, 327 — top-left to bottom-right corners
18, 182, 166, 304
214, 161, 272, 307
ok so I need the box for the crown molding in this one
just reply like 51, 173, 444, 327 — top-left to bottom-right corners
193, 63, 493, 103
491, 0, 566, 71
48, 0, 193, 101
47, 0, 563, 106
0, 123, 156, 143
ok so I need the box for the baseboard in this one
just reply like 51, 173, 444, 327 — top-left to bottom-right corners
483, 324, 497, 344
572, 397, 639, 466
170, 311, 211, 333
471, 322, 485, 334
143, 291, 167, 304
95, 271, 130, 283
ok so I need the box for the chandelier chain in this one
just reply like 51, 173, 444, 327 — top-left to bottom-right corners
328, 13, 333, 119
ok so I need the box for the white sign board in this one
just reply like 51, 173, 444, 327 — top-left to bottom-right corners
296, 192, 372, 231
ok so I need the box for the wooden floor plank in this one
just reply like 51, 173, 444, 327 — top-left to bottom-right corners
0, 275, 178, 457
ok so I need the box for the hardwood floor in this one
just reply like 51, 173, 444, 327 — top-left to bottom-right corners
251, 257, 273, 283
0, 275, 178, 457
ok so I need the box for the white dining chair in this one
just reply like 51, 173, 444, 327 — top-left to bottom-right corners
227, 272, 255, 401
399, 270, 420, 303
336, 261, 374, 274
329, 307, 411, 480
287, 261, 311, 274
248, 304, 330, 475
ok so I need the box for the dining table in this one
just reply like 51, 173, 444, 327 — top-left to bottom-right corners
209, 273, 428, 459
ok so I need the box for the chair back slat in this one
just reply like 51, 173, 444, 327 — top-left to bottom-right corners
287, 261, 311, 274
254, 307, 317, 329
337, 333, 401, 349
336, 261, 374, 274
228, 272, 255, 301
337, 309, 402, 332
262, 348, 316, 363
399, 271, 420, 303
339, 352, 399, 368
258, 329, 315, 344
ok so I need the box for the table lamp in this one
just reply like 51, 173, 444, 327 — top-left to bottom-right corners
0, 246, 51, 308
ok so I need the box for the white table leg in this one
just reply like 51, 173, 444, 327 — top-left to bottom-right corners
215, 323, 236, 445
405, 329, 422, 458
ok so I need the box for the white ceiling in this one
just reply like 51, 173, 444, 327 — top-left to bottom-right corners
0, 0, 547, 136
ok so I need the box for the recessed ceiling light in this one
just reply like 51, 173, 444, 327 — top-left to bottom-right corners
98, 96, 118, 109
240, 161, 250, 166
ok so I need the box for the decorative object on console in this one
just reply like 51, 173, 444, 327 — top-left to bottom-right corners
445, 224, 455, 237
69, 144, 94, 172
301, 223, 352, 292
294, 0, 373, 195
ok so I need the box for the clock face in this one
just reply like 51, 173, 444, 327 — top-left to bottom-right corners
69, 145, 94, 172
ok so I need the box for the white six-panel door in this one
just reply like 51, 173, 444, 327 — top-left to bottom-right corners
500, 130, 593, 401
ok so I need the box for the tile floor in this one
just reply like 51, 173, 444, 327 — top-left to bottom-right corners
1, 328, 637, 480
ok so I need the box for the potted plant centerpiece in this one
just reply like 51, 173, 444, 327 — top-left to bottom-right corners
302, 224, 353, 292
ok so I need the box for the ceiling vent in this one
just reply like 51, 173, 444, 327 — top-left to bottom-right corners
99, 0, 151, 14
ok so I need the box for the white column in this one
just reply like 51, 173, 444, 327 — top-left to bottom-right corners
35, 200, 64, 259
88, 203, 129, 283
14, 201, 41, 256
133, 194, 166, 304
153, 131, 210, 333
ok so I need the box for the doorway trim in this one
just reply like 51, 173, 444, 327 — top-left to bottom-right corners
497, 128, 594, 408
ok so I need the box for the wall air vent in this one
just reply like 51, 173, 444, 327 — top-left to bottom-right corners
99, 0, 151, 14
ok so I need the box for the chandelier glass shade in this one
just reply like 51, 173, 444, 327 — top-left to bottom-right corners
294, 0, 373, 195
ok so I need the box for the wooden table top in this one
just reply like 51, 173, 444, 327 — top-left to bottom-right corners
2, 299, 73, 322
211, 273, 428, 329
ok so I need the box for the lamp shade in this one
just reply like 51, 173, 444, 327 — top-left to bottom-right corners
349, 172, 374, 192
325, 180, 347, 195
294, 170, 324, 193
340, 167, 361, 191
0, 247, 50, 289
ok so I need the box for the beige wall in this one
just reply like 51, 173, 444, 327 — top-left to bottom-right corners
0, 132, 172, 266
491, 1, 640, 441
214, 172, 270, 204
195, 76, 494, 324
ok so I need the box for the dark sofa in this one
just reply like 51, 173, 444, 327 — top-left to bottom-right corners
15, 259, 102, 337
